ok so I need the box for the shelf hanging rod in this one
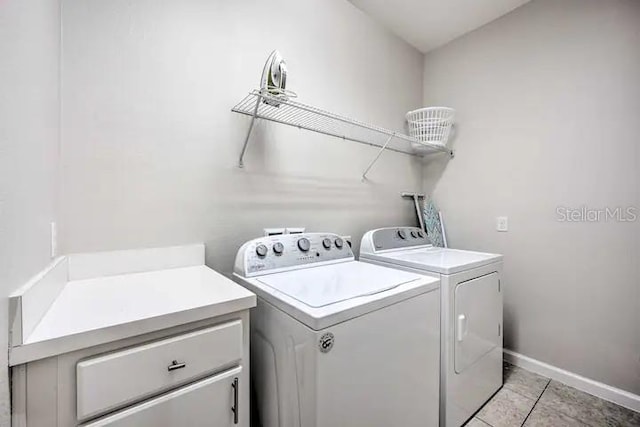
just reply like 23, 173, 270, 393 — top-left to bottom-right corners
362, 133, 395, 181
238, 96, 261, 168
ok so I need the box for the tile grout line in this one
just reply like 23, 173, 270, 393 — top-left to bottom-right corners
475, 365, 546, 427
530, 383, 615, 427
519, 380, 551, 426
475, 385, 538, 427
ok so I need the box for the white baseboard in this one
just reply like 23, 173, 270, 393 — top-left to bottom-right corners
504, 349, 640, 413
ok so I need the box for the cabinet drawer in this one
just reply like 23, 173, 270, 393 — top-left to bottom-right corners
81, 367, 242, 427
77, 320, 243, 420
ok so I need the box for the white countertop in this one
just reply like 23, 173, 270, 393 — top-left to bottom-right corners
9, 245, 256, 366
27, 265, 254, 344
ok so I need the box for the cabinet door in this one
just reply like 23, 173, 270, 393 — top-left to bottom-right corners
82, 367, 242, 427
454, 272, 501, 374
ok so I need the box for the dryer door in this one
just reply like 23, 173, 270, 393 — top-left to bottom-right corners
454, 272, 501, 374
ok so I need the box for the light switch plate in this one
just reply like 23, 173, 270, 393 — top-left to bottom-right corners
496, 216, 508, 232
50, 222, 58, 257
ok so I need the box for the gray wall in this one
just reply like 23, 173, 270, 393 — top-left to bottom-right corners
1, 0, 424, 422
60, 0, 425, 271
423, 0, 640, 394
0, 0, 61, 422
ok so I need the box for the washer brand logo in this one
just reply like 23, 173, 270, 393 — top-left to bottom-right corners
319, 332, 334, 353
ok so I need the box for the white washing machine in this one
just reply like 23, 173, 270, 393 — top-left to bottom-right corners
233, 232, 441, 427
360, 227, 503, 427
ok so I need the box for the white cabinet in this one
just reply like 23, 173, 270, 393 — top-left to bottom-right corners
12, 311, 251, 427
9, 244, 256, 427
82, 367, 242, 427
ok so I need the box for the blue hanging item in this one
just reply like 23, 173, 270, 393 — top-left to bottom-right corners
423, 197, 447, 247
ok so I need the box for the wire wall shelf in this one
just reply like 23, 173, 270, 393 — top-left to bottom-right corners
232, 90, 453, 179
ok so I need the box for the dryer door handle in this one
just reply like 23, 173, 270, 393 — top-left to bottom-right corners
456, 314, 468, 342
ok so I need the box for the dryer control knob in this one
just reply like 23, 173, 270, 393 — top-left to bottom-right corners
322, 238, 332, 249
273, 242, 284, 255
410, 230, 418, 238
334, 237, 344, 249
417, 230, 425, 238
397, 229, 407, 239
255, 244, 268, 257
297, 238, 311, 252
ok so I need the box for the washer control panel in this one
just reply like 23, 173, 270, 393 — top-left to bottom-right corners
236, 233, 354, 276
370, 227, 430, 251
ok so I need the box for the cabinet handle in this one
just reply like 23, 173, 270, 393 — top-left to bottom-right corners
167, 360, 186, 372
231, 377, 239, 424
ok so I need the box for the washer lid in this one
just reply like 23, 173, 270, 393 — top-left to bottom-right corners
256, 261, 421, 308
236, 261, 440, 330
379, 247, 502, 275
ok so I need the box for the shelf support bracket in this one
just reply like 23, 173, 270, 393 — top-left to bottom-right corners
361, 133, 395, 181
238, 97, 261, 168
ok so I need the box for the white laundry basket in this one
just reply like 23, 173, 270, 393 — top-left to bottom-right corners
406, 107, 455, 148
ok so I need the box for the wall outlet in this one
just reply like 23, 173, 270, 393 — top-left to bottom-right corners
50, 222, 58, 258
496, 216, 508, 232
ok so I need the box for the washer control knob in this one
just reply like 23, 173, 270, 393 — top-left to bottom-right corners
410, 230, 418, 238
334, 237, 344, 249
297, 238, 311, 252
255, 244, 268, 257
322, 238, 332, 249
273, 242, 284, 255
397, 229, 407, 239
417, 230, 425, 238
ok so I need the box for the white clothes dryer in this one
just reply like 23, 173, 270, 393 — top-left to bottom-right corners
360, 227, 503, 427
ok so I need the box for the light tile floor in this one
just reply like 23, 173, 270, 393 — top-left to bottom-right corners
464, 363, 640, 427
